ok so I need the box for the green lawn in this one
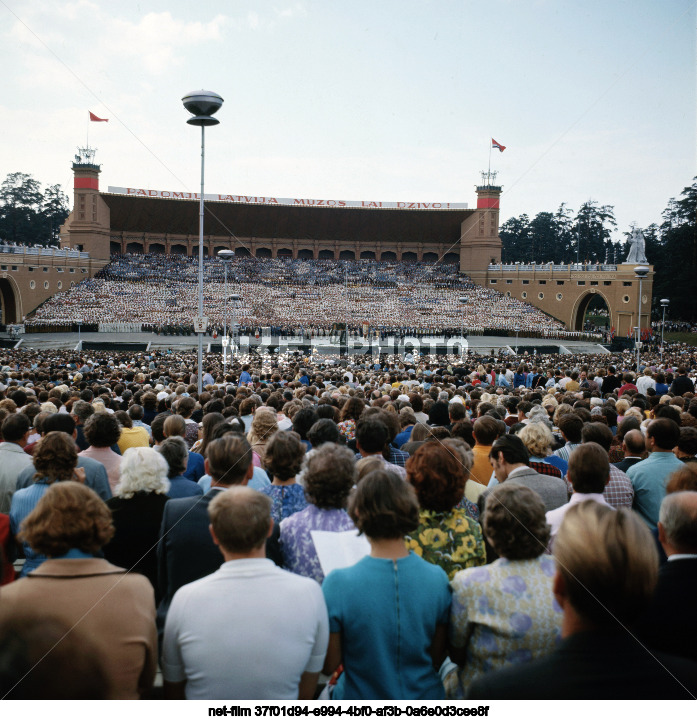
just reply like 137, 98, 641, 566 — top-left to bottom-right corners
664, 332, 697, 346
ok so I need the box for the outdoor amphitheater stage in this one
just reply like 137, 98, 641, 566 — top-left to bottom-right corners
4, 331, 609, 356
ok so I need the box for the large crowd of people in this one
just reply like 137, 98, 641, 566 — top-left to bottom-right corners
0, 340, 697, 701
27, 254, 567, 337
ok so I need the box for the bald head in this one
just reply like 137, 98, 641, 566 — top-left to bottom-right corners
659, 491, 697, 555
623, 429, 645, 457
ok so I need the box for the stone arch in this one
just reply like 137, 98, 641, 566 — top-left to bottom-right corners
402, 251, 417, 261
339, 250, 355, 260
170, 244, 188, 255
110, 241, 122, 255
571, 290, 612, 332
277, 247, 293, 258
234, 246, 250, 257
149, 243, 165, 254
318, 249, 335, 259
422, 252, 439, 262
443, 252, 460, 265
192, 245, 209, 257
255, 247, 272, 258
297, 248, 314, 260
380, 251, 397, 261
360, 250, 376, 260
0, 275, 21, 324
126, 242, 144, 254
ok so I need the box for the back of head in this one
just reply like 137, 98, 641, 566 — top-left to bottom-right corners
157, 436, 189, 478
677, 426, 697, 456
473, 415, 500, 446
655, 404, 681, 425
659, 491, 697, 554
555, 500, 658, 628
209, 486, 272, 554
356, 416, 389, 454
484, 482, 550, 560
623, 429, 646, 456
648, 418, 681, 450
349, 469, 419, 539
304, 443, 357, 510
83, 412, 121, 449
567, 442, 609, 494
307, 418, 340, 448
118, 446, 169, 498
162, 414, 186, 439
557, 413, 583, 444
490, 434, 530, 466
33, 431, 77, 482
264, 430, 305, 481
42, 413, 76, 436
581, 421, 613, 451
1, 413, 30, 443
406, 442, 466, 512
206, 434, 252, 485
517, 422, 553, 458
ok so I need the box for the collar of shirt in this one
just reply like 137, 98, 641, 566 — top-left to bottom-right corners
569, 492, 609, 506
668, 554, 697, 562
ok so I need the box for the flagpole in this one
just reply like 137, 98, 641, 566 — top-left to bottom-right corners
488, 140, 492, 182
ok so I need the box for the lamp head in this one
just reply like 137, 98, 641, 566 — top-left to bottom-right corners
218, 249, 235, 260
459, 296, 468, 304
633, 265, 650, 279
182, 90, 223, 126
660, 298, 670, 307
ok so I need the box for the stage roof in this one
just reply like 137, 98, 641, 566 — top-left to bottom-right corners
100, 193, 475, 244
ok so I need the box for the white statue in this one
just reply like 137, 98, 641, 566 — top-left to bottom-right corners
625, 228, 648, 264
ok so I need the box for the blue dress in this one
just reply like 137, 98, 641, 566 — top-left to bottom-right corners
322, 552, 451, 699
260, 484, 308, 523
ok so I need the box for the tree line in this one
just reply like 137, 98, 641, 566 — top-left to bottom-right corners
0, 172, 70, 247
499, 179, 697, 321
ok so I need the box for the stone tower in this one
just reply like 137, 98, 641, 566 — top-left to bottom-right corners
459, 176, 502, 273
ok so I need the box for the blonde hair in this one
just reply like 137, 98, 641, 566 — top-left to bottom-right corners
247, 407, 278, 445
555, 501, 658, 627
518, 422, 554, 458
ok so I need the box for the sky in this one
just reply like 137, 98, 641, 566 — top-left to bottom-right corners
1, 0, 695, 243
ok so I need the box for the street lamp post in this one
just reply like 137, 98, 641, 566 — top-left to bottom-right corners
230, 294, 241, 360
218, 249, 235, 375
515, 326, 519, 355
634, 266, 650, 371
182, 89, 224, 395
459, 296, 468, 361
76, 318, 83, 348
660, 298, 670, 362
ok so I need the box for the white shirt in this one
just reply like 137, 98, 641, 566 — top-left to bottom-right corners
546, 493, 611, 540
162, 558, 329, 700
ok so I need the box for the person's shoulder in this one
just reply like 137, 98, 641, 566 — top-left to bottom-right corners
163, 493, 207, 518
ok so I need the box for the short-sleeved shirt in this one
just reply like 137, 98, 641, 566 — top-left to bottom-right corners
322, 553, 451, 700
162, 558, 329, 700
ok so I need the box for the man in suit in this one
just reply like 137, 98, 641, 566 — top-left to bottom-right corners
480, 435, 568, 517
14, 414, 111, 501
157, 433, 281, 632
613, 429, 645, 474
601, 366, 622, 396
467, 501, 697, 699
639, 491, 697, 662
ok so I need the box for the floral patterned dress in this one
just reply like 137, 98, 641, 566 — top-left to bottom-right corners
444, 555, 563, 699
260, 483, 308, 524
280, 505, 357, 584
405, 508, 486, 581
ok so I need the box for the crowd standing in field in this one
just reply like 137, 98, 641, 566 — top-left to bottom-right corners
1, 341, 696, 701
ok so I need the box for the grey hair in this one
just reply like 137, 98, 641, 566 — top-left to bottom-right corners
116, 447, 170, 498
659, 491, 697, 553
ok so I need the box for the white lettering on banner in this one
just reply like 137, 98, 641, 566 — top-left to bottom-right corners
109, 187, 468, 210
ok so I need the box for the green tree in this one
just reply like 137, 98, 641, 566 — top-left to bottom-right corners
0, 173, 69, 246
499, 214, 530, 263
528, 212, 559, 263
573, 200, 617, 263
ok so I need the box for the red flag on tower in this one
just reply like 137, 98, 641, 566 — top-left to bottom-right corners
492, 138, 506, 152
89, 111, 109, 122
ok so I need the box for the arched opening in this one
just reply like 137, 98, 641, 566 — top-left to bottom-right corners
213, 245, 228, 257
0, 277, 20, 324
234, 246, 251, 257
573, 291, 611, 332
110, 241, 122, 255
318, 249, 335, 259
170, 244, 187, 255
360, 250, 376, 260
339, 250, 355, 260
402, 251, 417, 261
277, 248, 293, 258
149, 243, 165, 254
256, 247, 272, 258
422, 252, 439, 262
297, 248, 314, 260
380, 251, 397, 261
443, 252, 460, 265
192, 246, 209, 257
126, 242, 144, 254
